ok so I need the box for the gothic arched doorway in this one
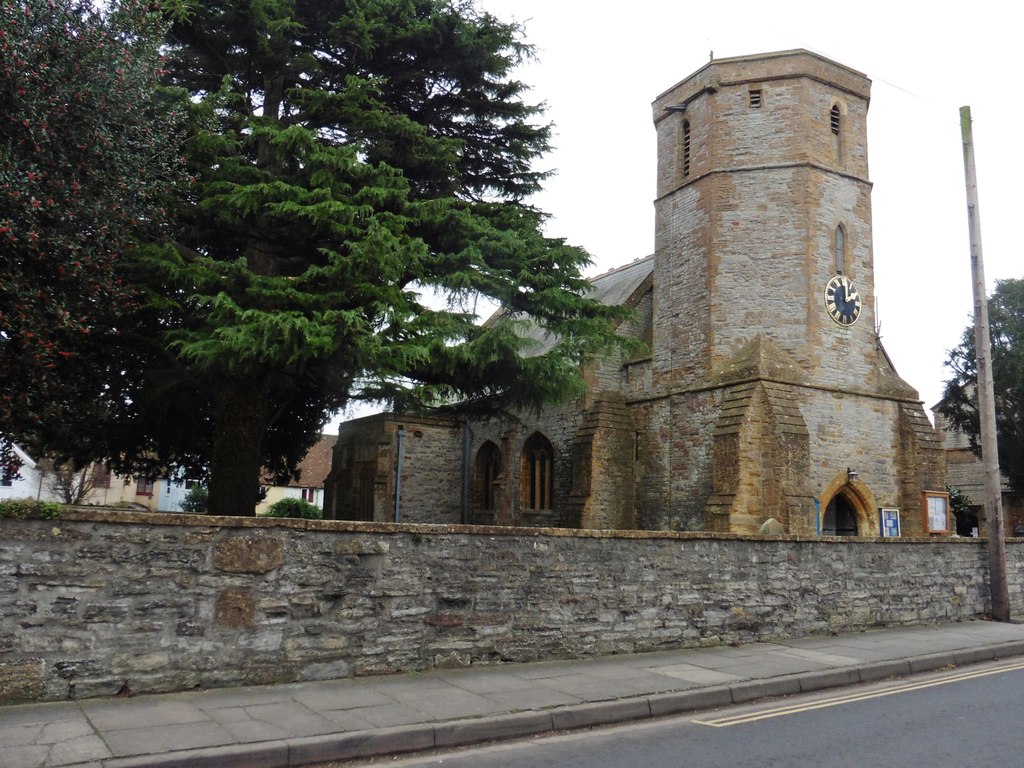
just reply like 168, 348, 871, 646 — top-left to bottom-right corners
819, 471, 879, 537
823, 493, 858, 536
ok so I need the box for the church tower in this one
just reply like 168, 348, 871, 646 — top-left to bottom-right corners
326, 50, 945, 538
638, 50, 944, 535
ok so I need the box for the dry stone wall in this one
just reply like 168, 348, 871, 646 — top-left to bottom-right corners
2, 509, 1020, 704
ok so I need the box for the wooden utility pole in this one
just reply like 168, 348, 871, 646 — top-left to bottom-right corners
959, 106, 1010, 622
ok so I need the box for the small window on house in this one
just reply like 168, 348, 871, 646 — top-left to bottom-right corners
834, 225, 846, 274
830, 105, 841, 136
136, 477, 155, 496
91, 463, 112, 489
301, 487, 316, 503
749, 89, 762, 108
521, 433, 554, 512
681, 119, 691, 178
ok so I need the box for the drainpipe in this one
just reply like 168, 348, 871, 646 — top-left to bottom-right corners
461, 418, 472, 524
394, 426, 405, 523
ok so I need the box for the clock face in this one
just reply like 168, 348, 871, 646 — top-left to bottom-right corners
824, 274, 862, 326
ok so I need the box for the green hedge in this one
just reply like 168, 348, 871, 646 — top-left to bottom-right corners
0, 498, 61, 519
264, 497, 323, 519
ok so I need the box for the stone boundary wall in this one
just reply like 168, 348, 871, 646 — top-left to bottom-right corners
2, 509, 1020, 704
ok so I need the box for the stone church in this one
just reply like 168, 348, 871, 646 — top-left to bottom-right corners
323, 49, 946, 536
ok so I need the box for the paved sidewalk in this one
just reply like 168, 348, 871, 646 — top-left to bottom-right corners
4, 620, 1024, 768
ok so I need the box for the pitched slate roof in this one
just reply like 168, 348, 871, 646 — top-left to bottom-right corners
588, 255, 654, 307
507, 255, 655, 356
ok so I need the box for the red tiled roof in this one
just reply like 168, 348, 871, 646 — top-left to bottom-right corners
260, 435, 337, 489
291, 435, 337, 489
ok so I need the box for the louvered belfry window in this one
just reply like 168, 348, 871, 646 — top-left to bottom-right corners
682, 119, 691, 178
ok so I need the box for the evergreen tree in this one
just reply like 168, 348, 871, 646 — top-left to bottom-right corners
179, 484, 209, 514
940, 278, 1024, 492
0, 0, 183, 467
153, 0, 625, 516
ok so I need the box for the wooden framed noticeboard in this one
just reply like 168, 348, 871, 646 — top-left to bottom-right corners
879, 508, 901, 538
922, 491, 950, 534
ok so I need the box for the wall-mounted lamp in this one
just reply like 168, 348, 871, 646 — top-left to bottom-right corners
847, 468, 858, 483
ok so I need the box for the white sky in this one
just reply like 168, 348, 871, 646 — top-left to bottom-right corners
333, 1, 1020, 429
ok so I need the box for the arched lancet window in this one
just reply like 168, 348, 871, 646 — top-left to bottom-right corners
834, 225, 846, 274
681, 119, 691, 178
473, 441, 501, 511
830, 104, 841, 136
521, 433, 554, 512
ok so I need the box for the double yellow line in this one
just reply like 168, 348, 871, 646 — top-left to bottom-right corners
695, 660, 1024, 728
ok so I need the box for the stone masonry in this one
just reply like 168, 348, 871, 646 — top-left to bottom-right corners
2, 509, 1020, 705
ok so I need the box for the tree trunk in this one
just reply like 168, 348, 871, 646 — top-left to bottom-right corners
207, 375, 270, 517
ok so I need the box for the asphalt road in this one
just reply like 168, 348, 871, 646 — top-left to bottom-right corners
340, 659, 1024, 768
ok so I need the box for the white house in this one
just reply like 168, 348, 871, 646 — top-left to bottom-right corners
0, 443, 50, 501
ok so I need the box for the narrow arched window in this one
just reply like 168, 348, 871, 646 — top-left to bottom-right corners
830, 105, 841, 136
681, 119, 691, 178
834, 225, 846, 274
473, 441, 501, 511
521, 433, 554, 512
